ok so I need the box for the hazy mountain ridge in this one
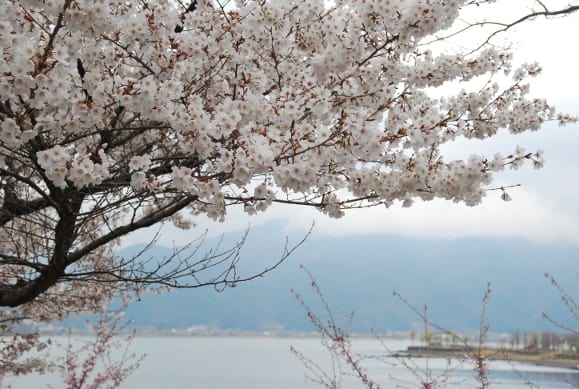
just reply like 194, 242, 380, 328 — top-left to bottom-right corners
119, 221, 578, 334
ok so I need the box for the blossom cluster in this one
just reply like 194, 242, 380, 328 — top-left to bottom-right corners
0, 0, 572, 228
1, 0, 573, 225
36, 145, 112, 189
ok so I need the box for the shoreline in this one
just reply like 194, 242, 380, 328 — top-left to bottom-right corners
395, 346, 578, 371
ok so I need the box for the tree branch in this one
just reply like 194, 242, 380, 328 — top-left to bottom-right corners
66, 195, 198, 266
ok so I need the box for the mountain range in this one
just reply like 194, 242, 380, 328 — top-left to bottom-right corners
117, 221, 578, 334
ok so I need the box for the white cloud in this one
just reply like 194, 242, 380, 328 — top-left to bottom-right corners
282, 188, 579, 244
123, 185, 579, 247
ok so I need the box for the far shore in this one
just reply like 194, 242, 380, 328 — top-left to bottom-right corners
396, 345, 578, 371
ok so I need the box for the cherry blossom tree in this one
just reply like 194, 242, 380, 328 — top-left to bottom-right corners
0, 0, 577, 377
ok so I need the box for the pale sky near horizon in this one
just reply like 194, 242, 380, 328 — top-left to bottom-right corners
126, 1, 579, 247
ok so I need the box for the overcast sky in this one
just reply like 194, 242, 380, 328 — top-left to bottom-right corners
127, 1, 579, 247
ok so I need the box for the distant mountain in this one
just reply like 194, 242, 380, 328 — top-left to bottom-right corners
119, 221, 578, 334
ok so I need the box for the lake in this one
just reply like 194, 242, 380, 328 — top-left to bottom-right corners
8, 336, 579, 388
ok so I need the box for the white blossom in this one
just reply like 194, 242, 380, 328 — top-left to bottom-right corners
129, 155, 152, 171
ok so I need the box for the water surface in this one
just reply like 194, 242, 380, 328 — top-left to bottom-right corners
9, 336, 579, 388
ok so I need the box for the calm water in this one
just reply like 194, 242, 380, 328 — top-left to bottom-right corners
8, 336, 579, 388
